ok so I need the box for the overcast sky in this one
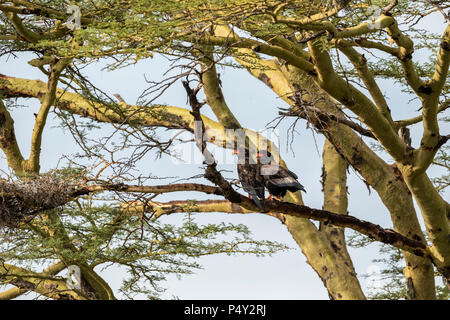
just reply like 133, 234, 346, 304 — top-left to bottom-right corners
0, 9, 449, 300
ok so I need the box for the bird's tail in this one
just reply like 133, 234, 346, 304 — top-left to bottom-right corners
249, 192, 265, 211
243, 184, 265, 211
299, 183, 306, 193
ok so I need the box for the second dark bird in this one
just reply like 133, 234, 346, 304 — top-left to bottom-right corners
258, 151, 306, 199
234, 149, 306, 211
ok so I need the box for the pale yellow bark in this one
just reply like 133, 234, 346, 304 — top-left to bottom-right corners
0, 99, 26, 173
0, 262, 86, 300
281, 66, 437, 299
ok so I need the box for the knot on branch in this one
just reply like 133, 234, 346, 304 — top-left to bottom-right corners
442, 40, 450, 52
377, 228, 397, 244
0, 173, 79, 228
418, 84, 433, 95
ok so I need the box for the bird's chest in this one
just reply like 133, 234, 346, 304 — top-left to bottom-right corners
237, 164, 263, 183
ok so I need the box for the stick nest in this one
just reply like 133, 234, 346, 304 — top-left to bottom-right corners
0, 174, 76, 228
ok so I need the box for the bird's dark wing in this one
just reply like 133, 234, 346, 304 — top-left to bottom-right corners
261, 164, 306, 193
285, 168, 298, 180
269, 177, 306, 192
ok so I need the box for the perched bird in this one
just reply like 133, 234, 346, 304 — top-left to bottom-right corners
398, 127, 412, 147
258, 151, 306, 199
233, 148, 265, 211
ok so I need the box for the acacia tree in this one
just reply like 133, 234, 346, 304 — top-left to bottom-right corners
0, 0, 449, 300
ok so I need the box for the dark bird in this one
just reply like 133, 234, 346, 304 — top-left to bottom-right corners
258, 151, 306, 199
398, 127, 412, 147
233, 148, 265, 211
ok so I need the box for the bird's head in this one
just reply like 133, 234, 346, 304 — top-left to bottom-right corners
233, 149, 273, 164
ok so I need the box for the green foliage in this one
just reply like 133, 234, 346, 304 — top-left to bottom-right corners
348, 231, 449, 300
0, 192, 289, 298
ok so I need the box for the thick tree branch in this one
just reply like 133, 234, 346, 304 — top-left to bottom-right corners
385, 17, 426, 97
0, 99, 25, 173
1, 0, 94, 24
338, 45, 395, 126
31, 212, 116, 300
402, 172, 450, 276
189, 33, 317, 76
227, 47, 437, 297
0, 261, 66, 300
121, 199, 267, 217
180, 104, 429, 259
0, 34, 20, 41
0, 73, 281, 166
269, 3, 344, 29
320, 139, 360, 284
118, 186, 428, 258
307, 39, 408, 163
410, 25, 450, 175
24, 58, 71, 173
426, 0, 450, 24
81, 182, 224, 197
0, 262, 85, 300
201, 166, 429, 257
383, 0, 399, 15
1, 9, 41, 42
395, 99, 450, 127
